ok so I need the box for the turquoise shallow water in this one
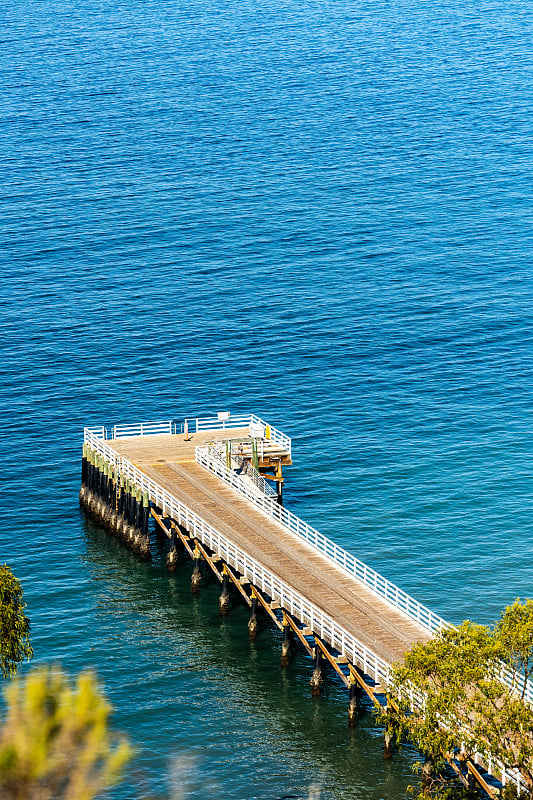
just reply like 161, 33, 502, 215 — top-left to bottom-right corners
1, 0, 532, 797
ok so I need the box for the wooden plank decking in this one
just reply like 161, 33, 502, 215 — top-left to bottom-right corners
111, 431, 432, 666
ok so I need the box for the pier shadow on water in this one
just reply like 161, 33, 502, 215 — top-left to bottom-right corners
80, 516, 420, 800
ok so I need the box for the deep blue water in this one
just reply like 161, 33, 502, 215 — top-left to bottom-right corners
1, 0, 532, 797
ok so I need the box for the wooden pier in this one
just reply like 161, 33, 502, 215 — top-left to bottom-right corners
79, 413, 527, 797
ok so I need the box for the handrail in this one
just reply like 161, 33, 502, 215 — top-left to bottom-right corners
249, 414, 292, 456
185, 415, 253, 432
85, 414, 292, 455
196, 444, 452, 637
205, 444, 277, 499
233, 454, 278, 498
84, 425, 106, 439
111, 421, 173, 438
184, 414, 292, 456
84, 430, 120, 462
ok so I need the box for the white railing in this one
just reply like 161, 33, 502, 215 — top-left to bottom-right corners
112, 420, 173, 438
84, 414, 292, 455
196, 443, 451, 637
500, 664, 533, 706
184, 413, 292, 456
84, 425, 106, 439
84, 433, 390, 686
185, 414, 253, 432
233, 454, 278, 498
84, 430, 121, 464
205, 444, 277, 499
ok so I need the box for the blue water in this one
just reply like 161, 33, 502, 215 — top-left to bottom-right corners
1, 0, 532, 797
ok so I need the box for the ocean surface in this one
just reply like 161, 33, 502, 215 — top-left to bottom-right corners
1, 0, 532, 797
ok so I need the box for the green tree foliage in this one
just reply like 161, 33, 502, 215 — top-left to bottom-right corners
497, 599, 533, 698
0, 665, 132, 800
383, 600, 533, 798
0, 565, 33, 678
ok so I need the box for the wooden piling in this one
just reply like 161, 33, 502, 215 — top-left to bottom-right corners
348, 678, 358, 727
281, 615, 291, 667
191, 545, 202, 593
166, 529, 179, 572
141, 493, 149, 538
421, 754, 433, 785
116, 477, 127, 540
219, 565, 230, 615
102, 462, 113, 526
107, 467, 119, 533
310, 647, 324, 696
383, 722, 394, 760
79, 443, 88, 504
86, 450, 96, 514
274, 461, 283, 506
248, 596, 259, 640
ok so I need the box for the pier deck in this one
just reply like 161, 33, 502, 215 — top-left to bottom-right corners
112, 429, 431, 665
80, 413, 530, 796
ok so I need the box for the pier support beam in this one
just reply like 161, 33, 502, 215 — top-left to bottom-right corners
119, 481, 132, 543
248, 596, 259, 640
383, 721, 395, 760
421, 754, 434, 787
141, 493, 150, 538
154, 516, 168, 546
79, 444, 88, 505
131, 488, 141, 554
93, 455, 102, 516
281, 615, 291, 667
219, 566, 230, 615
191, 546, 202, 593
137, 492, 151, 560
310, 647, 324, 696
101, 463, 111, 523
348, 678, 359, 728
115, 478, 126, 538
107, 471, 119, 533
166, 530, 179, 573
78, 450, 155, 565
125, 485, 138, 551
88, 454, 99, 515
134, 487, 142, 531
466, 765, 476, 791
129, 486, 138, 546
274, 461, 284, 506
